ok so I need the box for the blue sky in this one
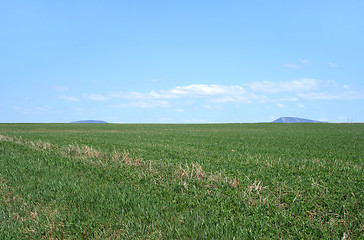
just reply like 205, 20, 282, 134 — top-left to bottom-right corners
1, 0, 363, 123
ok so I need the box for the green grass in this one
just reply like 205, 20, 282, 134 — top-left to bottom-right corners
0, 123, 363, 239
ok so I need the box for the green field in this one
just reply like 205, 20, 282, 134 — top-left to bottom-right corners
0, 123, 363, 239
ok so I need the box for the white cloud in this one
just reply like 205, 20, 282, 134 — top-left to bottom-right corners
99, 84, 287, 107
103, 84, 270, 109
298, 58, 311, 64
82, 80, 362, 111
294, 80, 362, 100
111, 100, 169, 109
109, 91, 176, 100
13, 106, 51, 115
203, 104, 224, 110
169, 84, 246, 96
180, 118, 211, 123
329, 62, 339, 68
108, 84, 247, 102
56, 95, 80, 102
52, 85, 69, 91
159, 84, 266, 104
276, 103, 287, 108
245, 79, 321, 93
213, 94, 269, 104
298, 90, 363, 100
297, 103, 305, 108
280, 97, 299, 102
83, 94, 108, 101
282, 63, 299, 69
72, 107, 85, 111
35, 106, 51, 111
13, 106, 30, 115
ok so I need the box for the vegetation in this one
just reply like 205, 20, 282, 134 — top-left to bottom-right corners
0, 123, 363, 239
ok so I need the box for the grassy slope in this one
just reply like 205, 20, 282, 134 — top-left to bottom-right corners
0, 123, 363, 239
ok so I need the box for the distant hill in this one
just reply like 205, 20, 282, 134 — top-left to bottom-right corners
272, 117, 326, 123
70, 120, 108, 124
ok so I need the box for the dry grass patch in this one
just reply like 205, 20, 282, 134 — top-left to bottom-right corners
193, 163, 205, 180
228, 177, 240, 188
83, 145, 103, 159
243, 180, 270, 206
36, 140, 52, 150
29, 140, 52, 151
207, 171, 222, 183
0, 134, 14, 142
248, 180, 268, 194
110, 150, 121, 161
64, 144, 104, 160
0, 134, 52, 151
122, 151, 143, 167
175, 163, 205, 181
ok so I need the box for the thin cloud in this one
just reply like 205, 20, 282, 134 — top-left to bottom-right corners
180, 118, 211, 123
83, 94, 109, 101
103, 84, 266, 109
84, 80, 362, 111
296, 82, 363, 100
276, 103, 287, 108
109, 84, 246, 100
244, 79, 321, 93
52, 85, 69, 91
111, 100, 169, 109
169, 84, 246, 96
298, 90, 363, 100
13, 106, 51, 115
329, 62, 339, 68
213, 94, 269, 104
16, 108, 31, 115
13, 106, 31, 115
35, 106, 51, 111
109, 91, 176, 100
282, 63, 299, 69
56, 95, 80, 102
298, 58, 311, 64
279, 97, 299, 102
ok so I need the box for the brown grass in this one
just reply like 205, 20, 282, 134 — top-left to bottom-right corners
0, 134, 14, 142
248, 180, 268, 194
64, 144, 104, 159
175, 163, 205, 181
176, 164, 192, 179
243, 180, 270, 206
228, 177, 239, 188
122, 151, 142, 166
208, 171, 222, 183
192, 163, 205, 180
0, 134, 52, 151
83, 145, 103, 159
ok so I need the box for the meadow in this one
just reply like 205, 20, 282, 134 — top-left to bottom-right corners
0, 123, 363, 239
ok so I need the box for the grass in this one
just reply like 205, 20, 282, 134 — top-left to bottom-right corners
0, 123, 363, 239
